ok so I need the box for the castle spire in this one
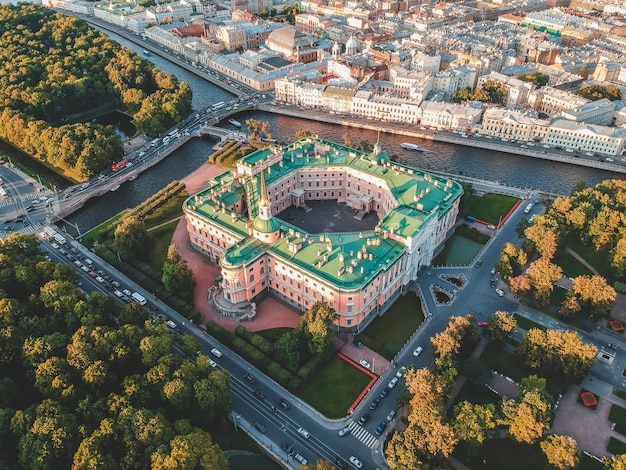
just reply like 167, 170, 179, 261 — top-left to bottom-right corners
259, 168, 270, 207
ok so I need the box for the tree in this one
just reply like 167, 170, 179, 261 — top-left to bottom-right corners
454, 401, 497, 451
119, 302, 149, 326
500, 397, 548, 444
603, 454, 626, 470
151, 428, 227, 470
540, 434, 579, 469
576, 84, 622, 101
563, 275, 616, 320
295, 129, 312, 139
162, 245, 196, 302
297, 301, 338, 354
486, 311, 517, 342
526, 258, 562, 306
385, 427, 427, 470
114, 215, 150, 257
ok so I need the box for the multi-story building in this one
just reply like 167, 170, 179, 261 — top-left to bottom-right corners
560, 98, 615, 126
420, 101, 483, 130
481, 108, 551, 141
544, 118, 626, 155
183, 138, 462, 330
476, 71, 535, 107
432, 66, 478, 99
529, 86, 590, 116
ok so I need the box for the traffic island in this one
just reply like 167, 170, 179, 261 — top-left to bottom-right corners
578, 390, 599, 410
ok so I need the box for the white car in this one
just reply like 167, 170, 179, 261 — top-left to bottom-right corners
388, 377, 399, 388
210, 348, 223, 358
495, 288, 505, 297
359, 359, 371, 370
338, 426, 352, 437
396, 366, 407, 378
413, 346, 423, 357
297, 427, 311, 439
208, 359, 217, 368
349, 456, 363, 468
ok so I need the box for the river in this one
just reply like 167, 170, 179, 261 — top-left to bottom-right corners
66, 28, 621, 236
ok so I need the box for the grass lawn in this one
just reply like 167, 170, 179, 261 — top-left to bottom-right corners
513, 313, 546, 331
549, 286, 568, 308
480, 343, 528, 382
451, 380, 500, 409
256, 327, 292, 343
609, 404, 626, 435
460, 193, 520, 225
568, 238, 614, 282
432, 232, 485, 266
614, 388, 626, 401
553, 248, 593, 278
456, 438, 547, 470
79, 211, 127, 247
578, 454, 607, 470
143, 189, 188, 227
143, 220, 179, 272
299, 355, 371, 418
608, 436, 626, 455
355, 292, 424, 360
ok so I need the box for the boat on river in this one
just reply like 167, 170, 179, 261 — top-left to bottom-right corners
400, 143, 425, 151
228, 118, 242, 128
110, 184, 120, 192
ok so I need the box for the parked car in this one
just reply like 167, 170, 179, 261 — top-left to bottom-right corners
413, 346, 423, 357
359, 359, 371, 369
474, 259, 483, 267
380, 387, 390, 398
279, 399, 290, 410
495, 288, 505, 297
211, 348, 223, 358
370, 398, 380, 410
338, 426, 352, 437
375, 422, 386, 436
387, 410, 396, 421
396, 367, 407, 378
388, 377, 399, 388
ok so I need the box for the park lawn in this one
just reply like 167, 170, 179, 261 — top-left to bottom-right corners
614, 388, 626, 401
143, 220, 179, 272
300, 355, 371, 419
355, 292, 424, 360
549, 286, 568, 309
608, 436, 626, 455
79, 211, 128, 247
513, 313, 546, 331
432, 231, 485, 266
456, 438, 546, 470
609, 404, 626, 436
451, 380, 499, 409
460, 193, 519, 225
568, 238, 614, 282
256, 327, 292, 343
553, 248, 593, 278
480, 343, 528, 382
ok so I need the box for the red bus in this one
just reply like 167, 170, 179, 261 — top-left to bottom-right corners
112, 158, 129, 172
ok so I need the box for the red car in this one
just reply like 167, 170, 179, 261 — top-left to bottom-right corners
477, 321, 488, 327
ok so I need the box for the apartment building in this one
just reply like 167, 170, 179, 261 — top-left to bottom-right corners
529, 86, 590, 116
481, 108, 551, 141
476, 71, 536, 107
544, 119, 626, 155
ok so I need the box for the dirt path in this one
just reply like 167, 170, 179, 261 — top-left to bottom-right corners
566, 247, 600, 276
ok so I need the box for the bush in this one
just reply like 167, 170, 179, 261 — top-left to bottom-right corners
267, 361, 292, 386
205, 321, 234, 345
615, 282, 626, 294
250, 334, 274, 356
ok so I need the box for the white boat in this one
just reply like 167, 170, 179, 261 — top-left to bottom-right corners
228, 118, 242, 128
401, 143, 425, 151
110, 184, 120, 192
142, 50, 151, 56
128, 175, 138, 181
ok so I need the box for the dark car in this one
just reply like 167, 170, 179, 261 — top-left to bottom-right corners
334, 457, 348, 470
375, 422, 386, 436
358, 413, 369, 425
475, 260, 483, 268
279, 399, 290, 410
244, 373, 256, 384
380, 387, 390, 398
370, 398, 380, 410
253, 422, 266, 434
253, 389, 265, 400
354, 340, 364, 348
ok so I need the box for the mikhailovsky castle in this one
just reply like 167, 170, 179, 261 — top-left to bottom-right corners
183, 137, 462, 330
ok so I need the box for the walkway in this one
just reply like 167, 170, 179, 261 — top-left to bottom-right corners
566, 247, 601, 276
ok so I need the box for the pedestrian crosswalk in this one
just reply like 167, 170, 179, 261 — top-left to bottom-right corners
1, 221, 44, 238
347, 420, 378, 449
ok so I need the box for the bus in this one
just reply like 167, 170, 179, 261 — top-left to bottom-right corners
212, 102, 226, 110
112, 158, 129, 172
131, 292, 147, 306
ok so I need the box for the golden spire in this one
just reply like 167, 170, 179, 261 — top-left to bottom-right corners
259, 169, 270, 207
